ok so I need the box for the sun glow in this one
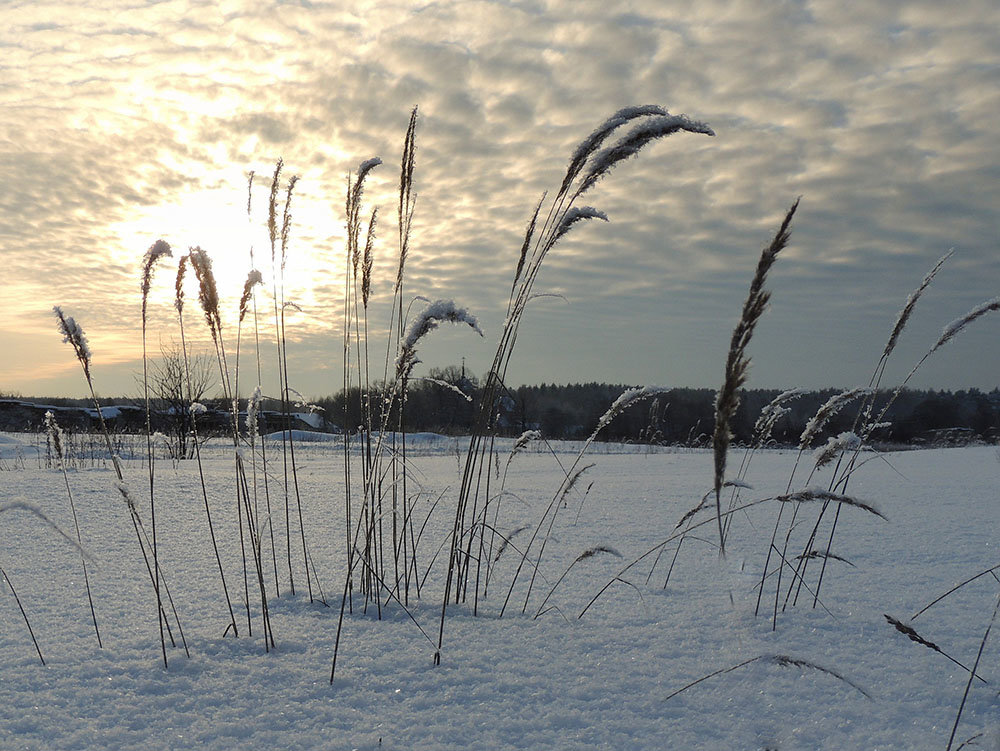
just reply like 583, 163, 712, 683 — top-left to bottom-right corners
108, 180, 348, 340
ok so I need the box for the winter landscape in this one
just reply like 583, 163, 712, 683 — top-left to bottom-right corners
4, 2, 1000, 750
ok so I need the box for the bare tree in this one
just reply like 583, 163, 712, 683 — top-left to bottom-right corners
142, 342, 217, 459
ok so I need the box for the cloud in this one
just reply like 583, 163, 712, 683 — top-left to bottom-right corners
2, 0, 999, 398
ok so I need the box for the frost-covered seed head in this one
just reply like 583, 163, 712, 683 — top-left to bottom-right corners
812, 431, 862, 470
932, 296, 1000, 354
239, 269, 264, 323
580, 114, 715, 195
188, 247, 222, 343
883, 250, 953, 359
395, 300, 483, 381
799, 388, 871, 449
140, 239, 173, 324
53, 306, 92, 377
44, 411, 64, 464
596, 386, 669, 435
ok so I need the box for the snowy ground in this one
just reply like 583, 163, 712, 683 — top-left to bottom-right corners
0, 434, 997, 750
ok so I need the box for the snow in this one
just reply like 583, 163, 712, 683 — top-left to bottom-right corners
292, 412, 324, 429
0, 438, 997, 749
86, 406, 122, 419
0, 434, 42, 463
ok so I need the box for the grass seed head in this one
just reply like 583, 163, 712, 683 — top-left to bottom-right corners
140, 239, 172, 326
799, 387, 871, 449
187, 247, 222, 344
239, 269, 264, 323
53, 306, 92, 379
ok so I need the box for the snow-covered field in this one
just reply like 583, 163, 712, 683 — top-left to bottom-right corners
0, 434, 997, 750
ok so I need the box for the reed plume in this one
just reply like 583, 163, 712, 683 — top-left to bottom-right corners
799, 387, 871, 449
53, 306, 92, 382
884, 614, 988, 684
883, 249, 953, 360
932, 297, 1000, 354
776, 487, 886, 520
395, 300, 482, 382
712, 199, 799, 555
239, 270, 263, 324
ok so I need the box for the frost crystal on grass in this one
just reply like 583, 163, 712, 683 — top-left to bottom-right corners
357, 157, 382, 180
513, 430, 542, 453
580, 114, 715, 194
755, 388, 807, 436
114, 481, 137, 513
53, 306, 92, 375
563, 105, 668, 191
799, 387, 871, 449
933, 296, 1000, 353
239, 269, 264, 323
596, 386, 669, 434
778, 487, 886, 520
420, 378, 473, 402
395, 300, 482, 381
553, 206, 608, 244
247, 386, 263, 440
813, 431, 862, 470
43, 411, 64, 467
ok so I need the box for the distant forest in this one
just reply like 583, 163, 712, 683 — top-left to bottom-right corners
314, 367, 1000, 446
5, 366, 999, 447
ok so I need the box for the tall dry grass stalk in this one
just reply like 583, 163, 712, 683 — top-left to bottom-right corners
242, 169, 281, 601
390, 107, 419, 606
911, 563, 1000, 620
435, 106, 714, 664
44, 410, 101, 649
534, 545, 621, 619
945, 592, 1000, 750
173, 254, 240, 638
263, 161, 320, 607
330, 109, 497, 681
712, 199, 798, 557
276, 174, 320, 608
53, 306, 189, 658
140, 238, 172, 668
499, 385, 667, 617
0, 563, 44, 664
188, 246, 275, 648
746, 245, 1000, 629
883, 614, 987, 682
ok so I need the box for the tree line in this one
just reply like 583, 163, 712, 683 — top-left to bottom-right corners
312, 367, 1000, 447
5, 366, 998, 447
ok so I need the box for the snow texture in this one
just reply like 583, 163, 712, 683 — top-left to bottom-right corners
0, 439, 997, 750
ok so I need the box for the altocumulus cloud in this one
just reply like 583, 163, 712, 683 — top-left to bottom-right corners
1, 0, 998, 397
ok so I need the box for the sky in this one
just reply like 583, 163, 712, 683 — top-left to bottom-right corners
1, 0, 999, 401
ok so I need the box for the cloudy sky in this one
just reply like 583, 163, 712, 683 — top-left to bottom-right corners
2, 0, 998, 401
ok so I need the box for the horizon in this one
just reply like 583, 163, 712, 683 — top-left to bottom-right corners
4, 2, 999, 400
6, 380, 999, 408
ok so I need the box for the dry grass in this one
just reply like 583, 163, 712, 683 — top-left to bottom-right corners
712, 199, 799, 556
664, 653, 872, 703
